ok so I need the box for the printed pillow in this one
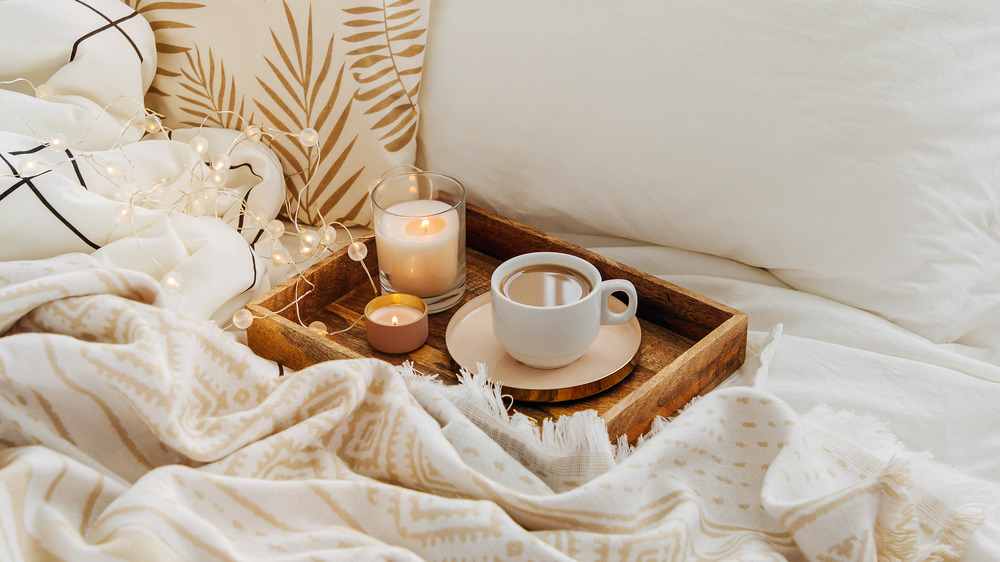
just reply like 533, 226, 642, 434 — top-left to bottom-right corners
124, 0, 428, 226
418, 0, 1000, 356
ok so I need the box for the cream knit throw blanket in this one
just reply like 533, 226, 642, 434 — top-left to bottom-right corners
0, 256, 985, 560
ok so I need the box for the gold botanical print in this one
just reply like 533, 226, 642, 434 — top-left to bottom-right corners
255, 0, 364, 224
120, 0, 207, 97
176, 44, 251, 129
119, 0, 429, 225
343, 0, 425, 153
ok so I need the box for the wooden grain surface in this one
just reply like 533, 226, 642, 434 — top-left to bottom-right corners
247, 204, 748, 443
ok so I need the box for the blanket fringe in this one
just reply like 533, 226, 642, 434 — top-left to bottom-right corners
803, 404, 903, 459
872, 457, 989, 562
398, 323, 788, 466
398, 362, 620, 461
803, 405, 989, 561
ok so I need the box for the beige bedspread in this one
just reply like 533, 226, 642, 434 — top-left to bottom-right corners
0, 256, 985, 560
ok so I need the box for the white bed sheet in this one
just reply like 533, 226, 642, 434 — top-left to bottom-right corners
558, 232, 1000, 560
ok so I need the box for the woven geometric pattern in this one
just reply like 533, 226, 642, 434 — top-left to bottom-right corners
0, 257, 984, 560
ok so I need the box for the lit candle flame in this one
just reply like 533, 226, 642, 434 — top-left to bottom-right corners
391, 315, 399, 326
420, 218, 430, 233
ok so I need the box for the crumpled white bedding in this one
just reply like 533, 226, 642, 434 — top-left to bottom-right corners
561, 232, 1000, 560
0, 0, 289, 327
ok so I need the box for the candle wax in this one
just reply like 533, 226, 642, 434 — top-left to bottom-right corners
367, 304, 422, 326
375, 199, 460, 298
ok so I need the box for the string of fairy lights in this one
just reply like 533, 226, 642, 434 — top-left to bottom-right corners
2, 78, 375, 335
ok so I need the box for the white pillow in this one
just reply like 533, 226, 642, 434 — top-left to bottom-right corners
417, 0, 1000, 354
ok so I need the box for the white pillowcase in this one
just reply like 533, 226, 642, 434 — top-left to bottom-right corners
417, 0, 1000, 355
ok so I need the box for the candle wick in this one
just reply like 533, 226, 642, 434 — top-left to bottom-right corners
391, 315, 399, 326
421, 218, 430, 233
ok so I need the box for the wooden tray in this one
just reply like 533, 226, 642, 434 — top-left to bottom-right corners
246, 205, 748, 443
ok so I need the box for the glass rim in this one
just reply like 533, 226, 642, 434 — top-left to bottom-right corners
371, 171, 466, 218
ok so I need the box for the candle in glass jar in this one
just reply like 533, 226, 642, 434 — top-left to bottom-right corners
374, 199, 459, 298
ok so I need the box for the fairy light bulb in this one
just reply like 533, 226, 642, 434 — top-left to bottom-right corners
199, 187, 218, 202
17, 158, 40, 176
232, 308, 254, 329
299, 230, 318, 256
348, 241, 368, 261
308, 321, 327, 336
104, 160, 124, 178
162, 272, 184, 292
188, 195, 204, 215
35, 83, 55, 101
49, 133, 69, 148
300, 229, 319, 251
319, 224, 337, 245
266, 219, 285, 238
211, 153, 231, 171
298, 127, 319, 147
189, 135, 209, 155
245, 124, 262, 142
144, 119, 160, 134
271, 247, 291, 266
207, 169, 227, 187
115, 204, 132, 222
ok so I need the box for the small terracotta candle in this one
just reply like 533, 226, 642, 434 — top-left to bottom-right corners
364, 294, 428, 354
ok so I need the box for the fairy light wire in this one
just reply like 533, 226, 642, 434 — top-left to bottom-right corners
5, 78, 386, 338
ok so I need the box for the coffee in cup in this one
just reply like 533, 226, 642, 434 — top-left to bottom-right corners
499, 264, 592, 307
491, 252, 638, 369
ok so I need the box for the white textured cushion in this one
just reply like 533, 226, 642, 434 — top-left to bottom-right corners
418, 0, 1000, 354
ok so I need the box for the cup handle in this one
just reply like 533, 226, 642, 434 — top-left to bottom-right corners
599, 279, 638, 325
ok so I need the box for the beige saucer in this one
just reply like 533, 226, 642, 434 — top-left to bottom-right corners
445, 293, 642, 402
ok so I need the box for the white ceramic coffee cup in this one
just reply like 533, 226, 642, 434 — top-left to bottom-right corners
490, 252, 638, 369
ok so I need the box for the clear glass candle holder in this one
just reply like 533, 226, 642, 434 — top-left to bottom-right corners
371, 170, 466, 313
